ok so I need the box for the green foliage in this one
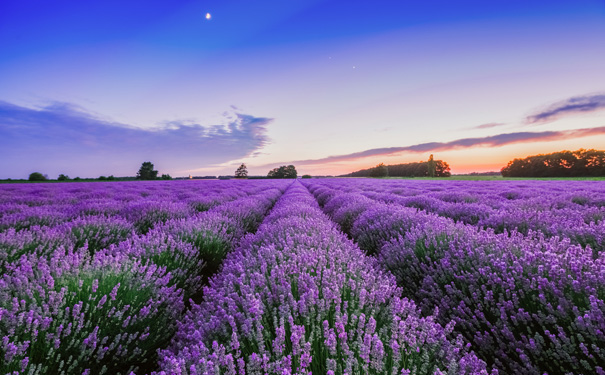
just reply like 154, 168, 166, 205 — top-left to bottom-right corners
28, 172, 47, 181
74, 177, 81, 181
302, 174, 312, 179
369, 163, 389, 178
501, 149, 605, 177
161, 174, 172, 180
234, 163, 248, 178
57, 174, 69, 181
107, 175, 115, 180
267, 164, 297, 178
98, 175, 107, 180
137, 161, 159, 180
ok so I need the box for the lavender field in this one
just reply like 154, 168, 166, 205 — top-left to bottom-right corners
1, 179, 604, 375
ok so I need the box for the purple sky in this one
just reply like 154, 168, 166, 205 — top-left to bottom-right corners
1, 0, 605, 178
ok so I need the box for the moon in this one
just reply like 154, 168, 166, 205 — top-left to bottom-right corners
206, 13, 211, 20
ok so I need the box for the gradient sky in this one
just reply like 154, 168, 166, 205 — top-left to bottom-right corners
1, 0, 605, 178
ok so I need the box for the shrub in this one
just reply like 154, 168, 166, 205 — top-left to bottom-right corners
28, 172, 46, 182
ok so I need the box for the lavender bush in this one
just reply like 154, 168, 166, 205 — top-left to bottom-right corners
0, 249, 183, 375
379, 222, 605, 374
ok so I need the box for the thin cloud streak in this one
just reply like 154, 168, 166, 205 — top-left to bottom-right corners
473, 122, 506, 129
526, 93, 605, 124
0, 101, 272, 177
272, 126, 605, 166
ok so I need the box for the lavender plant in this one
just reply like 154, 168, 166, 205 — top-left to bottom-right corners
0, 249, 183, 375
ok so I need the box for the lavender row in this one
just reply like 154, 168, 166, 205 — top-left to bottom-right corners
304, 181, 605, 374
0, 180, 279, 234
307, 179, 605, 255
0, 182, 286, 375
1, 182, 288, 275
157, 182, 490, 375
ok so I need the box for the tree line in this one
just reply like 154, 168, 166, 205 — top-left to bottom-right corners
342, 157, 451, 178
501, 149, 605, 177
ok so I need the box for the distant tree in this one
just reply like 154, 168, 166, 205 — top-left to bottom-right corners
98, 176, 107, 180
235, 163, 248, 178
57, 174, 69, 181
107, 175, 115, 181
428, 154, 436, 177
28, 172, 47, 181
161, 174, 172, 180
302, 174, 312, 179
267, 165, 297, 179
501, 149, 605, 177
137, 162, 159, 180
435, 160, 451, 177
73, 177, 81, 181
369, 163, 389, 178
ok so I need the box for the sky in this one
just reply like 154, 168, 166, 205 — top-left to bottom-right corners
1, 0, 605, 178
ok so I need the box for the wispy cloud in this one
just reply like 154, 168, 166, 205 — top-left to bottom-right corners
271, 126, 605, 166
0, 101, 272, 177
473, 122, 506, 129
526, 93, 605, 124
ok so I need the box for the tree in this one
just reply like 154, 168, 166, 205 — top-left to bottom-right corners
57, 174, 69, 181
427, 154, 436, 177
235, 163, 248, 178
501, 149, 605, 177
28, 172, 47, 181
435, 160, 451, 177
267, 165, 297, 179
369, 163, 388, 178
137, 162, 158, 180
302, 174, 312, 179
161, 174, 172, 180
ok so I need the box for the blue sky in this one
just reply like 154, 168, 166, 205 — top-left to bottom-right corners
1, 0, 605, 178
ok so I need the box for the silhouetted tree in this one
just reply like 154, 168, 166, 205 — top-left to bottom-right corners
501, 149, 605, 177
161, 174, 172, 180
28, 172, 47, 181
137, 162, 158, 180
369, 163, 389, 177
267, 165, 297, 178
57, 174, 69, 181
235, 163, 248, 178
342, 160, 450, 177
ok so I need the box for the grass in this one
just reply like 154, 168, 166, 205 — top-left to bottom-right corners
379, 175, 605, 181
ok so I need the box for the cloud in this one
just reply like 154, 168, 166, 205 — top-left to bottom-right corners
0, 100, 272, 177
473, 122, 506, 129
272, 126, 605, 166
526, 93, 605, 124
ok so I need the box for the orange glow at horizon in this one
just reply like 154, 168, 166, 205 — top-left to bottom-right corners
290, 134, 605, 175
